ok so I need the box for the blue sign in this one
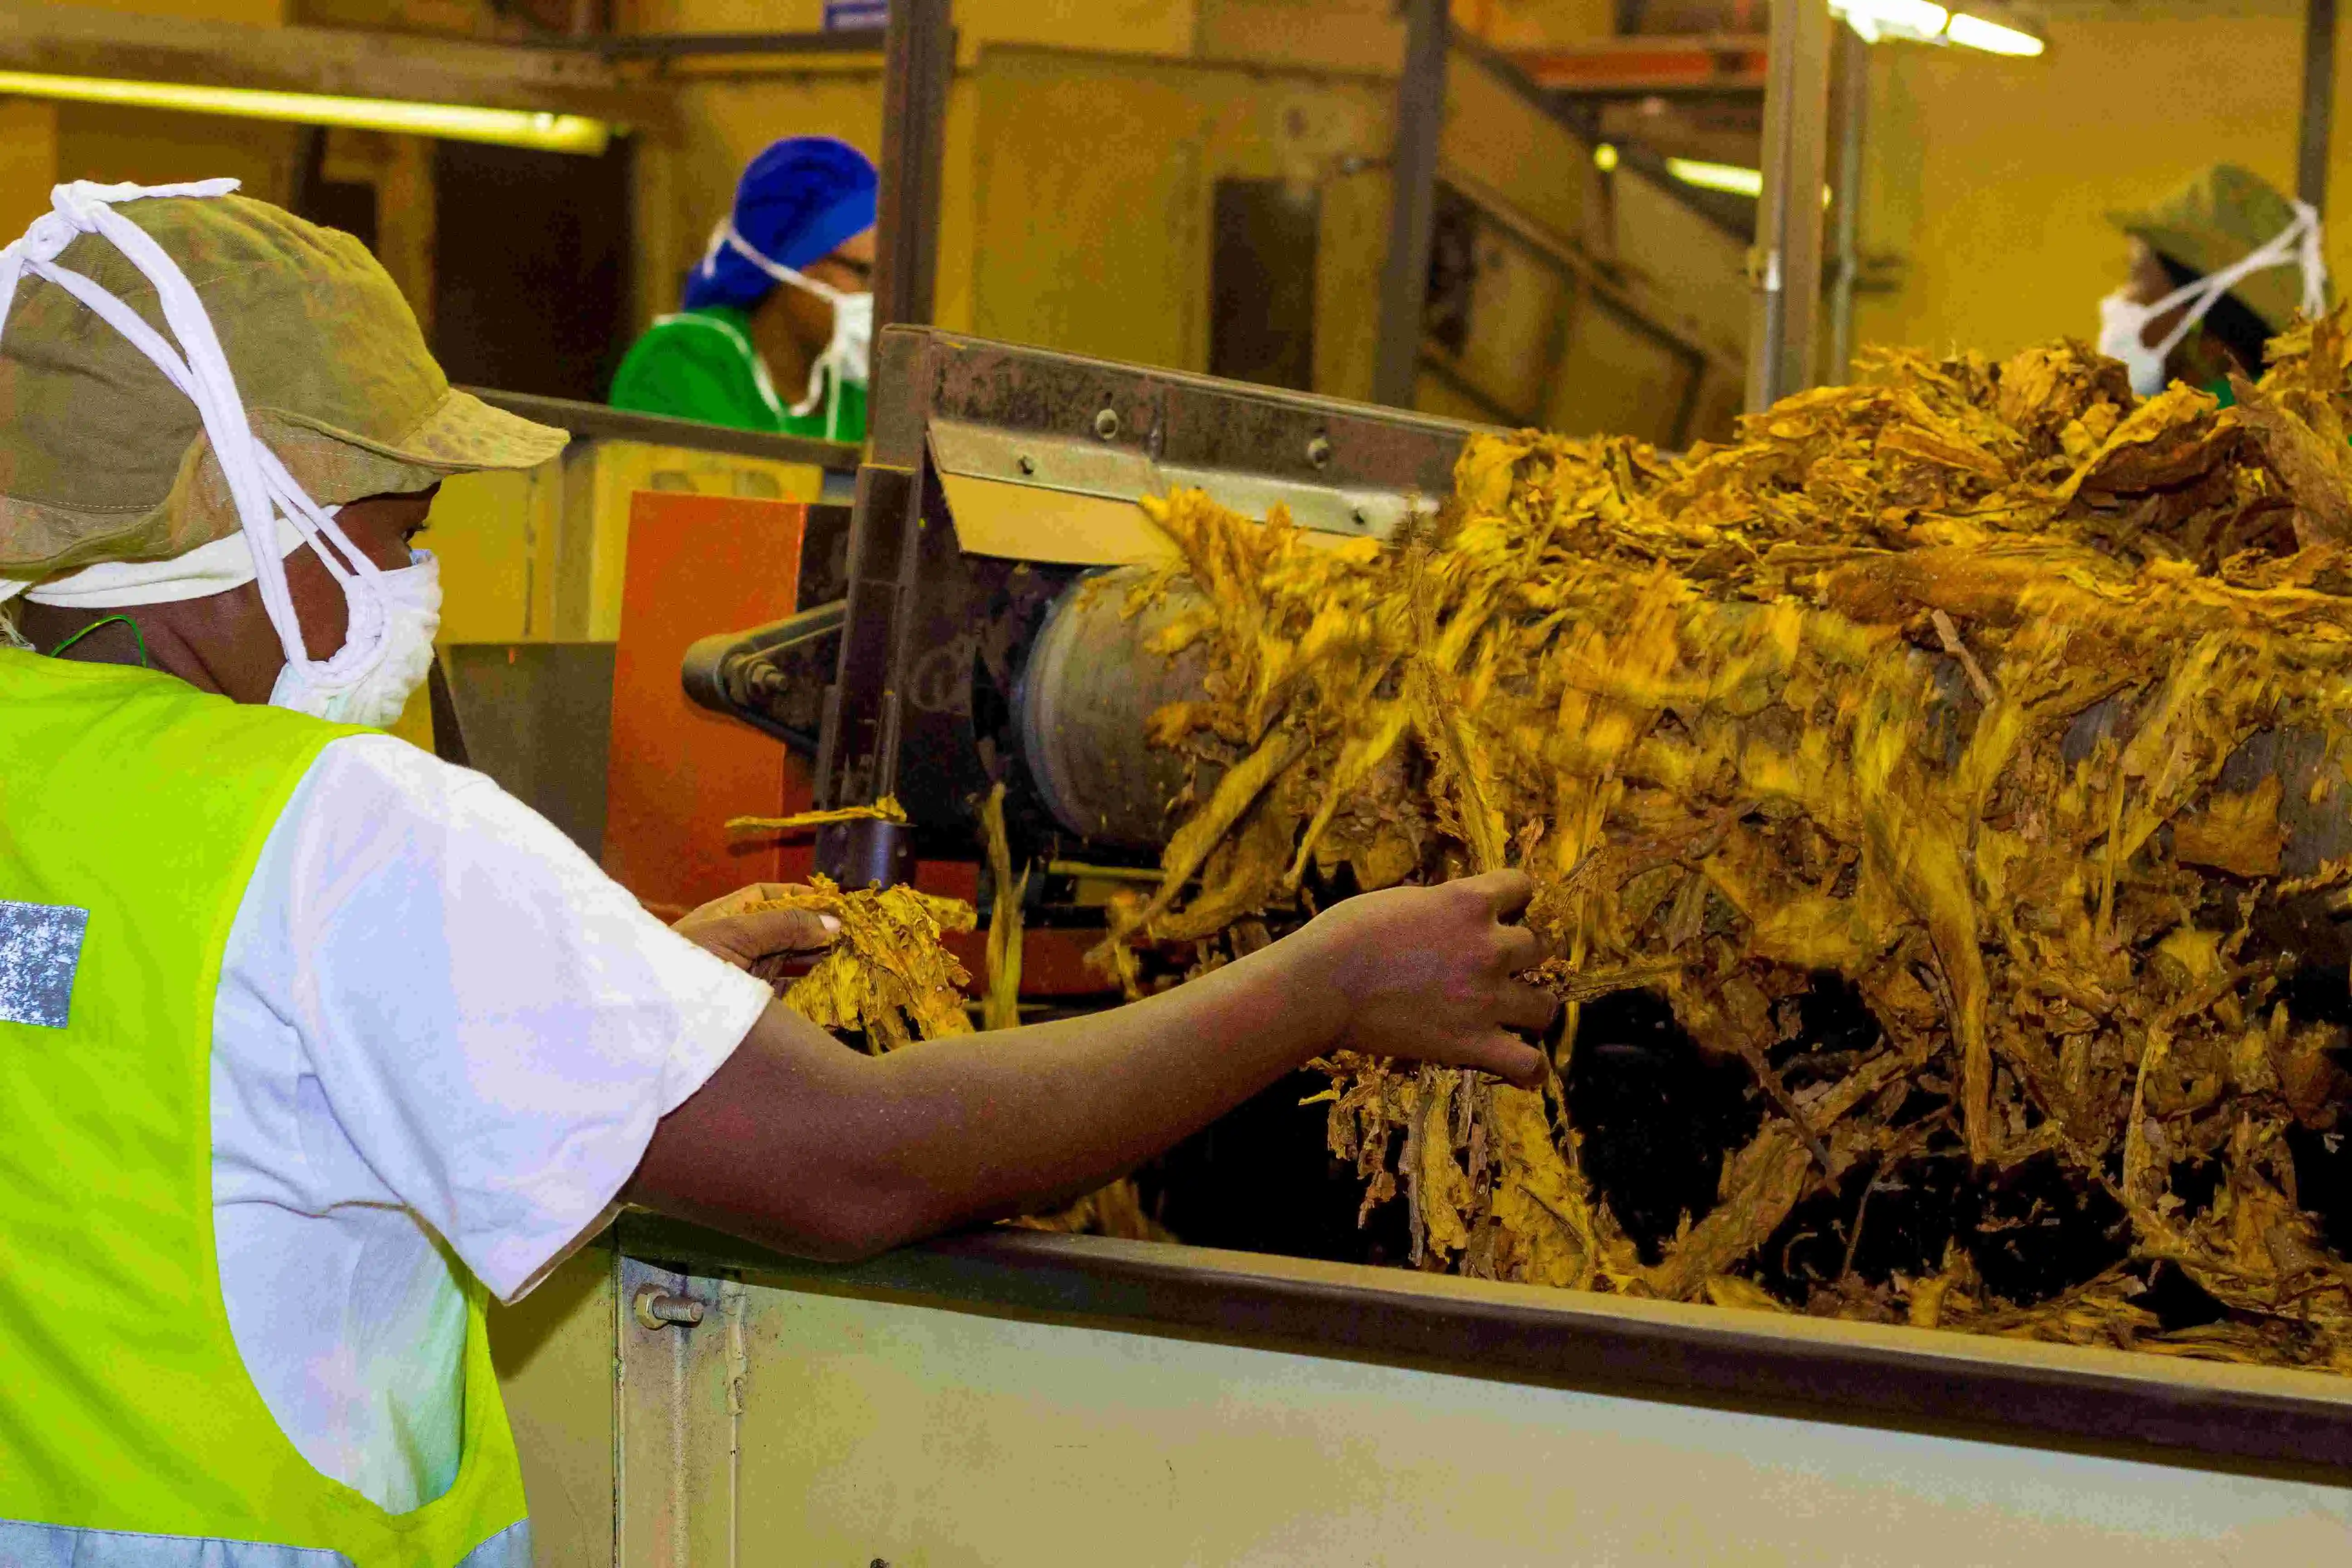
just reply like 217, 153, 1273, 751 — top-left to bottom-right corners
824, 0, 888, 28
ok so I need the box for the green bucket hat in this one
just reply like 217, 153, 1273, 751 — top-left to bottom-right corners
2107, 163, 2322, 335
0, 188, 568, 580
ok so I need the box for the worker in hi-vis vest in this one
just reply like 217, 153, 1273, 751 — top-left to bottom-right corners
609, 136, 877, 442
0, 183, 1550, 1566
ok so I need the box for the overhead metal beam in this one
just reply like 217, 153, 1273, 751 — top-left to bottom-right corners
2301, 0, 2337, 214
872, 0, 953, 335
461, 387, 862, 472
1374, 0, 1451, 411
1511, 33, 1769, 94
568, 29, 887, 59
0, 1, 644, 123
1746, 0, 1834, 412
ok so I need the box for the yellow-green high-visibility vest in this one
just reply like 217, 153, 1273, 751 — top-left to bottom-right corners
0, 649, 530, 1567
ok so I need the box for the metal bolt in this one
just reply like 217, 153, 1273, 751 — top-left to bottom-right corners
1094, 407, 1121, 441
633, 1284, 706, 1331
1016, 453, 1036, 475
1350, 506, 1369, 527
1306, 433, 1333, 469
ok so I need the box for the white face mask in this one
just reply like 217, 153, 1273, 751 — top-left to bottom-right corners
2095, 199, 2331, 399
268, 548, 441, 727
2097, 289, 2173, 398
718, 220, 874, 434
0, 178, 436, 726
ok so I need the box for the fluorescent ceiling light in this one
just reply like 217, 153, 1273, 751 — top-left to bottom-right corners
1830, 0, 1950, 44
1666, 157, 1764, 198
1946, 12, 2047, 54
0, 70, 611, 155
1664, 158, 1837, 208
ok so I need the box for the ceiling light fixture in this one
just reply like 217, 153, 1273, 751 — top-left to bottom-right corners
0, 69, 612, 156
1593, 142, 1621, 172
1830, 0, 2046, 55
1828, 0, 1950, 44
1666, 157, 1765, 198
1945, 12, 2048, 55
1664, 158, 1836, 209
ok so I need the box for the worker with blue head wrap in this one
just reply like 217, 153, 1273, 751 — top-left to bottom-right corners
610, 136, 878, 442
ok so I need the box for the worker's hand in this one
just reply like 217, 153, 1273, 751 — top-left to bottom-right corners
1299, 869, 1553, 1089
672, 883, 841, 972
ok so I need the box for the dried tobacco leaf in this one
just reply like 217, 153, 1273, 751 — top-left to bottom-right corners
727, 795, 911, 833
756, 875, 975, 1051
979, 782, 1027, 1033
1118, 311, 2352, 1372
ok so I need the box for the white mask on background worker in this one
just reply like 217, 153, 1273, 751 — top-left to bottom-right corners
668, 135, 880, 443
2095, 184, 2328, 398
2095, 291, 2175, 398
0, 178, 454, 725
720, 220, 875, 428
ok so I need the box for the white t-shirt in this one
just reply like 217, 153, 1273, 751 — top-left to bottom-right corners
211, 735, 773, 1512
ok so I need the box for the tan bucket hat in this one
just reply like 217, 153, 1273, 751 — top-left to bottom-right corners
0, 191, 568, 580
2107, 163, 2324, 335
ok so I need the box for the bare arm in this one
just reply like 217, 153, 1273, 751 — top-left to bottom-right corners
627, 871, 1554, 1261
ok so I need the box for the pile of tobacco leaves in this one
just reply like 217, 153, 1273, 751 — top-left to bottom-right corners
1104, 312, 2352, 1369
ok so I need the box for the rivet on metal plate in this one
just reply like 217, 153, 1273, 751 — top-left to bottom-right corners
1306, 433, 1333, 469
1017, 453, 1036, 475
1094, 407, 1121, 441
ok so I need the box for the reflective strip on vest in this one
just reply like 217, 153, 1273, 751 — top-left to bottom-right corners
0, 1519, 531, 1567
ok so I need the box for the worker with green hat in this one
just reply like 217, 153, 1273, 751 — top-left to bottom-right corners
0, 178, 1550, 1567
2098, 162, 2330, 401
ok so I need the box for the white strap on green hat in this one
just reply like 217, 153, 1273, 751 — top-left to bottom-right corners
0, 179, 400, 709
2136, 199, 2329, 369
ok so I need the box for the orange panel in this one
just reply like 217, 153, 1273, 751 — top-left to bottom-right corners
603, 491, 813, 915
602, 492, 1120, 1000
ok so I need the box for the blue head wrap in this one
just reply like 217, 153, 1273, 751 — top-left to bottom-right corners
683, 136, 879, 312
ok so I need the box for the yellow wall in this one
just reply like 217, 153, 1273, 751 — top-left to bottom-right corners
1454, 0, 1612, 48
1856, 5, 2335, 364
1197, 0, 1406, 72
0, 101, 58, 241
627, 0, 1211, 336
53, 103, 307, 207
1198, 0, 1609, 71
966, 47, 1392, 378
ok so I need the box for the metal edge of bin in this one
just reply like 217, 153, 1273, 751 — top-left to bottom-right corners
614, 1213, 2352, 1481
460, 386, 864, 473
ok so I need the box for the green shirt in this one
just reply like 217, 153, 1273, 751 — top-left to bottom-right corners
608, 304, 867, 444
